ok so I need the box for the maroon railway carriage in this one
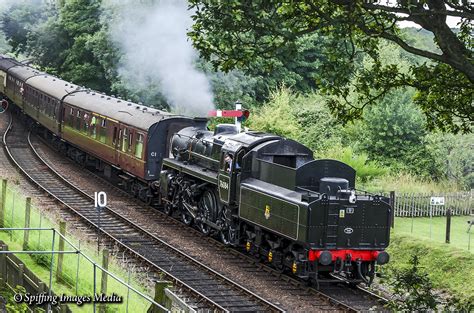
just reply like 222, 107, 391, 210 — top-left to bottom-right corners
0, 55, 205, 201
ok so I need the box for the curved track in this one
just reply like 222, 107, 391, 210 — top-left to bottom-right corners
3, 116, 286, 312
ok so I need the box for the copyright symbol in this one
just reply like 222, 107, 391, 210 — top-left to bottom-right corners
13, 293, 23, 303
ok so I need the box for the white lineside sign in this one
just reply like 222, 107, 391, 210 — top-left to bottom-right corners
430, 196, 445, 206
95, 191, 107, 208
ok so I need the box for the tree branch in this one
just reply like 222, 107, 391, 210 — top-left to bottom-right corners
358, 24, 446, 62
363, 3, 474, 19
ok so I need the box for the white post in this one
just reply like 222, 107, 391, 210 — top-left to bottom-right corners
430, 205, 433, 239
235, 100, 242, 133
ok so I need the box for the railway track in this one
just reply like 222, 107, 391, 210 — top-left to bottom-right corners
3, 116, 286, 312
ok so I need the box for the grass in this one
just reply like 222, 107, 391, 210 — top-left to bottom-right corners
361, 172, 463, 193
385, 232, 474, 302
0, 182, 155, 312
394, 216, 473, 253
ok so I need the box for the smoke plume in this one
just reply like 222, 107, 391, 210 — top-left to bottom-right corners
109, 0, 214, 116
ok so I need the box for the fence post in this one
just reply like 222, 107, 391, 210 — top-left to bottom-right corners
0, 244, 7, 281
99, 249, 109, 313
56, 221, 66, 281
23, 197, 31, 250
38, 281, 44, 294
148, 281, 172, 313
0, 179, 7, 227
389, 191, 395, 228
445, 209, 451, 244
18, 264, 24, 287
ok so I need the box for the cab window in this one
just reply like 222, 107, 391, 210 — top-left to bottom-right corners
221, 153, 234, 173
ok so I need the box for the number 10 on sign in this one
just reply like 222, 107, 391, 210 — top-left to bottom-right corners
94, 191, 107, 208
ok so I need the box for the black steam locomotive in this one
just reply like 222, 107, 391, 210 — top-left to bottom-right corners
0, 55, 390, 285
161, 124, 391, 284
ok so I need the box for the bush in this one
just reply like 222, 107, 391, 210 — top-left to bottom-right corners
386, 254, 438, 311
0, 285, 28, 313
361, 172, 462, 193
320, 147, 386, 182
249, 86, 300, 139
249, 86, 345, 152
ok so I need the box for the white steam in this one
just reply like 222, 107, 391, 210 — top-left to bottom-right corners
109, 0, 214, 116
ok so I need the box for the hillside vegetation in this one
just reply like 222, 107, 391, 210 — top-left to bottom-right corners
0, 1, 472, 191
384, 233, 474, 302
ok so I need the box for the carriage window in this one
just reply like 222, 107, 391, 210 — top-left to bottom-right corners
112, 127, 118, 145
76, 110, 81, 130
47, 98, 51, 116
122, 128, 128, 152
83, 113, 89, 133
135, 133, 143, 159
68, 108, 74, 127
99, 118, 107, 143
128, 132, 133, 152
90, 116, 97, 138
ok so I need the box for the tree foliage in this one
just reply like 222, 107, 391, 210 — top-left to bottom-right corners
2, 0, 112, 92
359, 89, 433, 172
249, 87, 387, 182
189, 0, 473, 132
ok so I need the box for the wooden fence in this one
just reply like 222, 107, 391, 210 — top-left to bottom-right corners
0, 241, 70, 313
392, 190, 473, 217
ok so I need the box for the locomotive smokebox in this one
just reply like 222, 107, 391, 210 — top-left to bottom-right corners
319, 177, 349, 196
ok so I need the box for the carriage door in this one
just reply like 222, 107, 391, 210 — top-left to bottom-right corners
112, 125, 119, 165
59, 105, 65, 135
218, 152, 234, 204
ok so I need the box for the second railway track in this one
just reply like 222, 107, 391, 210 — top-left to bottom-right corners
3, 115, 287, 312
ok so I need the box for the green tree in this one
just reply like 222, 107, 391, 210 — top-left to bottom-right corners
189, 1, 473, 133
1, 1, 50, 56
426, 132, 474, 188
2, 0, 112, 92
359, 89, 436, 175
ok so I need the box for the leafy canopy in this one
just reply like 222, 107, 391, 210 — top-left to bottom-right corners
189, 1, 473, 133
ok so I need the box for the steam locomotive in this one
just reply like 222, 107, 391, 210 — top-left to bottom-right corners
0, 55, 390, 285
